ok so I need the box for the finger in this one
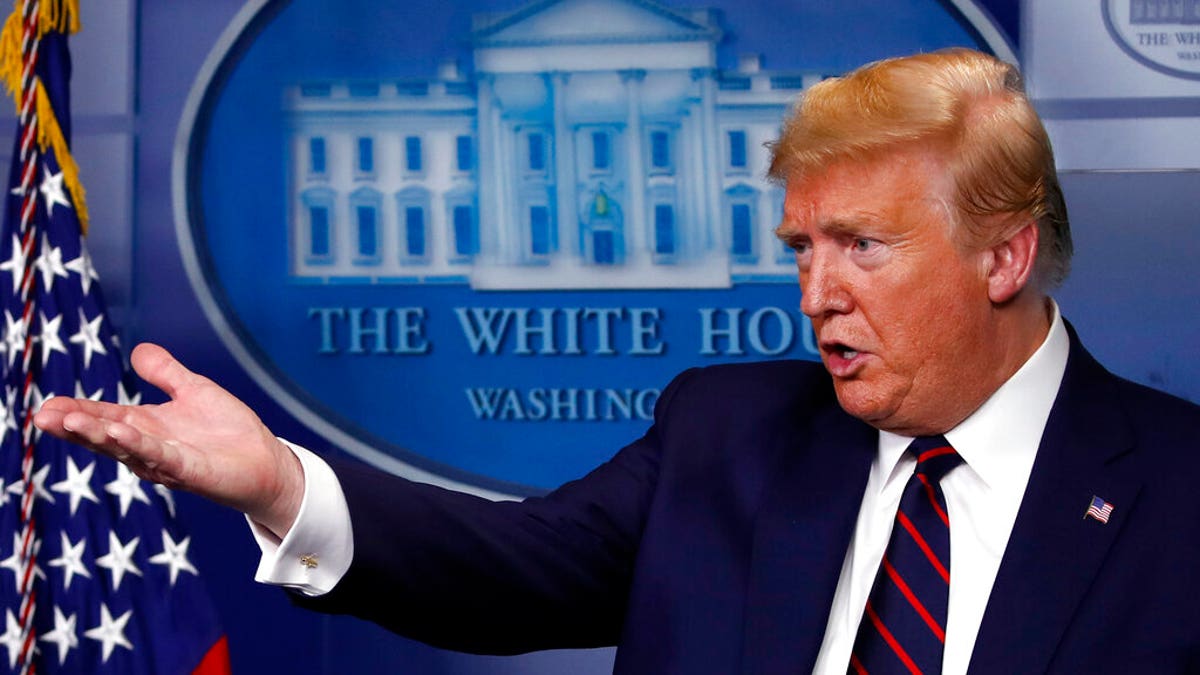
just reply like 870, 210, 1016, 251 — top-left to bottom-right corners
58, 410, 124, 451
106, 419, 171, 468
38, 395, 84, 414
56, 411, 160, 469
32, 407, 69, 436
38, 395, 131, 423
131, 343, 205, 400
102, 422, 197, 494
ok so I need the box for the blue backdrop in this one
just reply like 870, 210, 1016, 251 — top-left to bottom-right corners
19, 1, 1200, 673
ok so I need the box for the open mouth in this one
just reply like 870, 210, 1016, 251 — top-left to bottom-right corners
824, 341, 859, 360
820, 341, 868, 376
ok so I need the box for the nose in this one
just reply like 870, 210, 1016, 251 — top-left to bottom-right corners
799, 252, 853, 318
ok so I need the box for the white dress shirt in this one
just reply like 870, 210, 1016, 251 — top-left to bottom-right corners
248, 439, 353, 595
812, 304, 1069, 674
255, 305, 1069, 673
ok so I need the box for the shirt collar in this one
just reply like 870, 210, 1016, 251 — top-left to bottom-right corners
874, 300, 1070, 491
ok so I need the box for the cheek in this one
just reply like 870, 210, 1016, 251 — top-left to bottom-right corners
865, 285, 974, 369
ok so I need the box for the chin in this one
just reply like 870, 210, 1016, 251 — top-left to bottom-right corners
831, 384, 894, 427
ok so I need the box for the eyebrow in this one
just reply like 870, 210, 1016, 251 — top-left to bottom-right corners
773, 224, 804, 247
775, 215, 882, 245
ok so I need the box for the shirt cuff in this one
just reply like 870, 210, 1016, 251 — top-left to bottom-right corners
247, 438, 354, 596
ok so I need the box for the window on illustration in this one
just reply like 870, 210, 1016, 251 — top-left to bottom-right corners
358, 137, 374, 173
406, 136, 423, 173
405, 206, 426, 257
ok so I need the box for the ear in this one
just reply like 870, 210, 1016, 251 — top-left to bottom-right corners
986, 220, 1038, 303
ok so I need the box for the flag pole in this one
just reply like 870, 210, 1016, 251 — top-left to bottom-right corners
14, 2, 44, 670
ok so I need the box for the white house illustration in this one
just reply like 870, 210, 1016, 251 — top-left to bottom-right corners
1129, 0, 1200, 23
286, 0, 830, 289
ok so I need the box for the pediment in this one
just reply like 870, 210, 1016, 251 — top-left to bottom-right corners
473, 0, 720, 46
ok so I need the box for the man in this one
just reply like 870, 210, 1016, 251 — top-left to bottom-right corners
34, 49, 1200, 673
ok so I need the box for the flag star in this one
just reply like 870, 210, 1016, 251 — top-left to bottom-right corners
0, 234, 25, 291
0, 532, 44, 593
34, 234, 69, 292
0, 610, 23, 669
0, 386, 16, 447
51, 456, 100, 516
105, 463, 151, 517
39, 606, 78, 665
48, 531, 91, 591
68, 308, 107, 369
6, 463, 56, 506
95, 531, 141, 590
63, 245, 100, 296
2, 310, 25, 368
28, 384, 53, 444
74, 380, 104, 401
23, 383, 52, 444
149, 530, 198, 586
39, 167, 72, 215
38, 311, 68, 367
154, 483, 176, 518
83, 604, 133, 663
118, 381, 141, 406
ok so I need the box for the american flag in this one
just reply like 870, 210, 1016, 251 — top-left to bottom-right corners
0, 2, 228, 673
1085, 496, 1114, 524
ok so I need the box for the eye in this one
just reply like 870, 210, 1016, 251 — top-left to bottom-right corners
852, 238, 876, 252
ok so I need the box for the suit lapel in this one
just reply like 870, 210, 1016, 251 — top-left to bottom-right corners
968, 333, 1141, 674
741, 402, 876, 674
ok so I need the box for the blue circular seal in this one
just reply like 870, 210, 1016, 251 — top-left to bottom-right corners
1103, 0, 1200, 81
174, 0, 1013, 496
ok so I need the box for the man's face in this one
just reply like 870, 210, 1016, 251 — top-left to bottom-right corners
776, 148, 999, 435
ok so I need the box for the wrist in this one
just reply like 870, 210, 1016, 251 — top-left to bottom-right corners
254, 438, 306, 539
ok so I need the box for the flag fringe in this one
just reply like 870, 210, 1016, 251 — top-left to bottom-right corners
0, 0, 81, 86
0, 0, 88, 233
38, 0, 80, 35
35, 78, 88, 232
0, 8, 22, 98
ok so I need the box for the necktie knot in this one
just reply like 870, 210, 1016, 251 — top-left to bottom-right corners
908, 435, 962, 484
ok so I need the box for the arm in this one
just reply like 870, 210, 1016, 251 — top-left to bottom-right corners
33, 341, 682, 653
294, 423, 665, 654
293, 372, 696, 654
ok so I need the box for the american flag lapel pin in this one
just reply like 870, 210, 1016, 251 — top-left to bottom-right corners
1084, 495, 1114, 524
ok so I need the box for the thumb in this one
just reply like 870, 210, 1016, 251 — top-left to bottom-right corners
130, 343, 204, 400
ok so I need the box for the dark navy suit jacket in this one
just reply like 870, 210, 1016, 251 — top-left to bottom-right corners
299, 329, 1200, 673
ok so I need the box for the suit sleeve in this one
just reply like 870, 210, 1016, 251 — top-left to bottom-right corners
290, 368, 700, 654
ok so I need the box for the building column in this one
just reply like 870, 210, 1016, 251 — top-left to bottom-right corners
549, 71, 578, 259
621, 69, 647, 262
475, 74, 506, 261
693, 68, 722, 254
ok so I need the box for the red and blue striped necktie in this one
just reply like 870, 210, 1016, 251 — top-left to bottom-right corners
849, 435, 963, 675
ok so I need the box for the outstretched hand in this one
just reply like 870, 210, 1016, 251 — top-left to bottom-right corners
33, 343, 305, 538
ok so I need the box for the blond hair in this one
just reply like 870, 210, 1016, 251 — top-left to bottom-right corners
769, 48, 1071, 289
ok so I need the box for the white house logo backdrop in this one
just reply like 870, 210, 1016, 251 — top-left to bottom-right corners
175, 0, 1011, 496
1105, 0, 1200, 79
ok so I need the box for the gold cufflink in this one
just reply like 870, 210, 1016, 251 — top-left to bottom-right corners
300, 554, 319, 569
